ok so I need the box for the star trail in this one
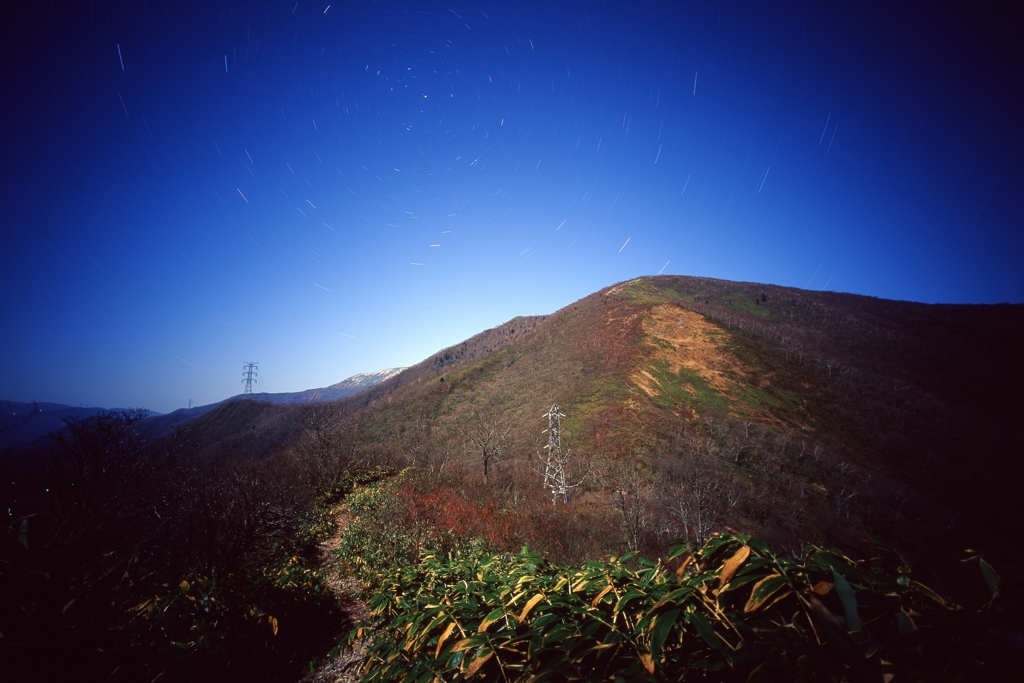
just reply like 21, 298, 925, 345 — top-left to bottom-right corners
1, 0, 1021, 412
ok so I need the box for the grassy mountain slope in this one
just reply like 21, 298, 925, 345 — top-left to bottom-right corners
332, 275, 1024, 569
5, 274, 1021, 681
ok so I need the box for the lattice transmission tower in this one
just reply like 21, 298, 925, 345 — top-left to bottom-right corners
242, 362, 259, 398
542, 404, 581, 504
544, 404, 563, 464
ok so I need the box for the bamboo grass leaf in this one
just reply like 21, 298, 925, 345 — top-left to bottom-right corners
339, 522, 989, 682
592, 584, 615, 607
505, 589, 527, 607
452, 635, 487, 652
615, 590, 646, 614
529, 613, 561, 629
637, 651, 655, 674
898, 608, 917, 635
649, 609, 681, 657
980, 559, 1000, 602
478, 608, 505, 633
743, 574, 789, 613
435, 621, 457, 657
832, 570, 861, 632
685, 609, 727, 652
910, 580, 949, 607
716, 572, 764, 595
464, 648, 493, 678
717, 546, 751, 590
518, 593, 545, 622
651, 587, 689, 610
759, 589, 793, 614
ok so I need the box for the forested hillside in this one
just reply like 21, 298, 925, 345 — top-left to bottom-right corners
3, 275, 1021, 681
332, 276, 1024, 569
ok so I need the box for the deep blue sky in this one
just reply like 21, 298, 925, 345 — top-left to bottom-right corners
2, 0, 1021, 413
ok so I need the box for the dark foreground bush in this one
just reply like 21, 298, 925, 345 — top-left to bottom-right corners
1, 495, 343, 682
0, 401, 394, 683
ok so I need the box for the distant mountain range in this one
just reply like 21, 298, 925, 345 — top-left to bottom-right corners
0, 368, 405, 453
249, 367, 408, 405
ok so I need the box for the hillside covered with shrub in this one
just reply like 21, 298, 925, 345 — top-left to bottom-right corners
331, 470, 1014, 682
331, 276, 1024, 570
3, 275, 1022, 680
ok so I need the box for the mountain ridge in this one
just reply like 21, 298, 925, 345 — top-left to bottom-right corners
14, 274, 1021, 561
323, 275, 1024, 563
0, 367, 406, 453
5, 275, 1022, 681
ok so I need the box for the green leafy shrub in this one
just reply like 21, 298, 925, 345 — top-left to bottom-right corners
347, 533, 1011, 682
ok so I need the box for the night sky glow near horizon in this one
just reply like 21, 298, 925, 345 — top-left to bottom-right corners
2, 1, 1022, 414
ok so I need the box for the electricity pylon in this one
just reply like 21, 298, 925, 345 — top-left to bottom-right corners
541, 404, 584, 504
242, 362, 259, 398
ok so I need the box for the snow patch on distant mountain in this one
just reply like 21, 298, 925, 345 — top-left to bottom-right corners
259, 367, 406, 404
327, 367, 405, 391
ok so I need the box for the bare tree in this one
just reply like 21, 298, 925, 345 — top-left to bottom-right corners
295, 402, 347, 492
886, 482, 910, 522
47, 408, 155, 545
614, 486, 647, 552
419, 414, 462, 475
658, 437, 725, 547
822, 459, 865, 519
394, 420, 432, 470
461, 412, 512, 484
605, 463, 651, 552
